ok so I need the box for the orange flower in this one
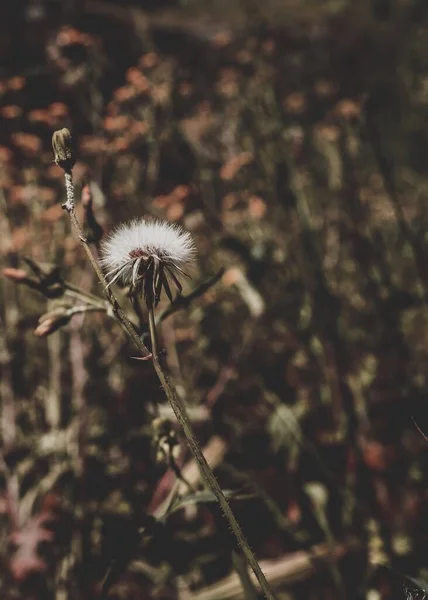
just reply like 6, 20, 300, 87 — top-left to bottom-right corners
111, 136, 131, 152
9, 186, 28, 205
153, 186, 190, 209
45, 164, 64, 181
262, 39, 275, 55
80, 136, 107, 155
211, 31, 233, 48
216, 68, 239, 97
113, 85, 137, 103
8, 76, 25, 91
28, 109, 52, 125
220, 152, 253, 180
49, 102, 69, 118
314, 79, 337, 97
12, 133, 42, 154
139, 52, 158, 69
0, 146, 13, 162
360, 439, 393, 472
172, 185, 190, 201
166, 202, 185, 221
104, 115, 129, 133
57, 26, 81, 46
105, 101, 119, 116
221, 193, 239, 211
314, 124, 340, 142
335, 99, 361, 119
129, 120, 149, 138
1, 105, 23, 119
178, 81, 193, 97
283, 92, 307, 114
222, 267, 242, 287
236, 49, 252, 64
248, 196, 267, 220
126, 67, 141, 83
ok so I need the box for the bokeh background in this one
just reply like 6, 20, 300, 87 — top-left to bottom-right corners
2, 1, 428, 598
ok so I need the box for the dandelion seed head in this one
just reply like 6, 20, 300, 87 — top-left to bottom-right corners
100, 218, 196, 306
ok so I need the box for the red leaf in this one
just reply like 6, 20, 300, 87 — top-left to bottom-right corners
9, 510, 55, 580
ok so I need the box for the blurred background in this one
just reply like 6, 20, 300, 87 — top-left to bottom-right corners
2, 0, 428, 598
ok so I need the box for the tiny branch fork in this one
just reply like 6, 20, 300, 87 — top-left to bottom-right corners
53, 129, 275, 600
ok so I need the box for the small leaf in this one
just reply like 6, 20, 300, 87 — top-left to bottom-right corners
9, 509, 56, 580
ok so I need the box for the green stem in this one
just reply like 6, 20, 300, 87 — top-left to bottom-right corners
148, 308, 275, 600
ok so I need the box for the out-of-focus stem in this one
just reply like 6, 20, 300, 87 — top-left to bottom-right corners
65, 281, 107, 307
47, 331, 62, 429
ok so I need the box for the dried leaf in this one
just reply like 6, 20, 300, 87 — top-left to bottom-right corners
9, 509, 55, 580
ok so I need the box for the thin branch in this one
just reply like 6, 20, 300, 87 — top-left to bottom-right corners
59, 168, 151, 357
54, 129, 275, 600
148, 307, 275, 600
411, 415, 428, 443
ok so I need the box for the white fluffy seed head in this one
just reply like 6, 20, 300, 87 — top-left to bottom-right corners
100, 218, 196, 300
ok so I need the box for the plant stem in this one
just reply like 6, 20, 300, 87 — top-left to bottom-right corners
148, 308, 275, 600
61, 171, 151, 357
60, 164, 275, 600
65, 281, 107, 307
232, 550, 259, 600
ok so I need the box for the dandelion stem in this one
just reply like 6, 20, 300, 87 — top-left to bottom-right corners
65, 281, 107, 307
148, 307, 275, 600
54, 129, 274, 600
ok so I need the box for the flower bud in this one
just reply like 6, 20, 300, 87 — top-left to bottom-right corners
52, 128, 75, 171
2, 268, 29, 282
34, 308, 71, 336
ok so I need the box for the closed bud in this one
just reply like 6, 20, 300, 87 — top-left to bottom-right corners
2, 268, 29, 282
52, 128, 75, 171
23, 257, 64, 298
34, 308, 71, 337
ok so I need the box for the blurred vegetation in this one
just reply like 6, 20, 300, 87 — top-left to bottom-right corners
2, 0, 428, 598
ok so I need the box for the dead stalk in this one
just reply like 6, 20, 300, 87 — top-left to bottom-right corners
53, 129, 276, 600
